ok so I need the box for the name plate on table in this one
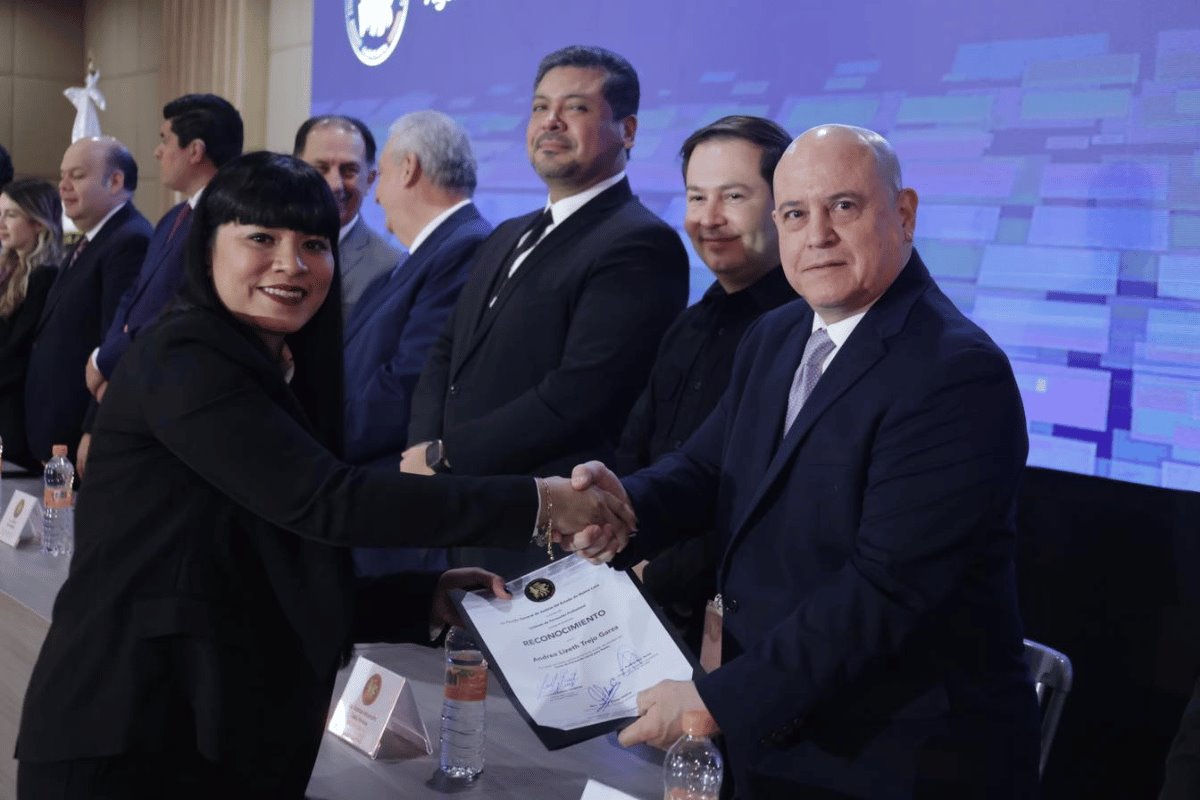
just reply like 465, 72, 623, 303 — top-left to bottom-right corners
327, 655, 431, 759
0, 490, 42, 547
580, 779, 642, 799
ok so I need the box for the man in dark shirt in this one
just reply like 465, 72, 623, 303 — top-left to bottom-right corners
614, 116, 796, 653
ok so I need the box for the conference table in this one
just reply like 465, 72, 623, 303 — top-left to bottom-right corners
0, 474, 663, 800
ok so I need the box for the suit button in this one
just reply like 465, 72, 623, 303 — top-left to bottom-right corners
449, 384, 459, 396
691, 380, 703, 391
725, 598, 739, 613
673, 439, 683, 449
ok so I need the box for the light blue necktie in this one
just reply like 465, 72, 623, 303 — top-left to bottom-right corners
783, 327, 835, 435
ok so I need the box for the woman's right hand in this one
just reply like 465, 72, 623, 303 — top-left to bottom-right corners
538, 471, 637, 564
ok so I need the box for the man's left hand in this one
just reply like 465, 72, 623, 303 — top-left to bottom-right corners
430, 568, 512, 629
618, 679, 711, 749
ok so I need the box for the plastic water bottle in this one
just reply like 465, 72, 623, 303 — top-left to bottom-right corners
42, 444, 74, 557
439, 626, 487, 779
663, 710, 724, 800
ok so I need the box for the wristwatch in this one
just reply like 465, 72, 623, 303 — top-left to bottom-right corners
424, 439, 451, 473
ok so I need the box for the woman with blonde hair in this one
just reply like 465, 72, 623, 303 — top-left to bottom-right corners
0, 178, 62, 468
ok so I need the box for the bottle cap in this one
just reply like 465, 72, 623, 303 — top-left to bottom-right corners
51, 444, 68, 457
682, 710, 719, 737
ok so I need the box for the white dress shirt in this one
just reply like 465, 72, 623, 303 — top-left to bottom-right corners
408, 199, 472, 256
811, 308, 871, 374
506, 170, 626, 279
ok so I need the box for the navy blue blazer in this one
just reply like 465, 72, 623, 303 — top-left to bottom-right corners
623, 253, 1040, 797
25, 202, 151, 462
95, 200, 191, 378
343, 203, 491, 466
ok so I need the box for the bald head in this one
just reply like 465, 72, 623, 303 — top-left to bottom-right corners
59, 136, 137, 231
772, 124, 918, 324
786, 124, 903, 192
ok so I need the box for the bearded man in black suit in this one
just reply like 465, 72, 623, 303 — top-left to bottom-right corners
405, 45, 689, 576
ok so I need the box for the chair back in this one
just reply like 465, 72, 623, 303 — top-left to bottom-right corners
1024, 638, 1074, 777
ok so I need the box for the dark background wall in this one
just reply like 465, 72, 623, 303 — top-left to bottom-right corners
1018, 467, 1200, 797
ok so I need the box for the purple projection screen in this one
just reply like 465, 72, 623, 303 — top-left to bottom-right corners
313, 0, 1200, 492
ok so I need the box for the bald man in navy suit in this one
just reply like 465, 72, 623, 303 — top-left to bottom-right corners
26, 137, 150, 464
580, 125, 1039, 798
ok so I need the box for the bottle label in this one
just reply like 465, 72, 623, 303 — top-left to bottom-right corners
44, 487, 72, 510
665, 790, 719, 800
444, 662, 488, 702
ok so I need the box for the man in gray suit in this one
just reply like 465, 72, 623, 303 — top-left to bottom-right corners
295, 115, 400, 321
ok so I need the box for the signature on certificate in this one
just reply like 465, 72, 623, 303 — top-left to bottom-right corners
537, 668, 581, 699
616, 646, 654, 676
587, 678, 622, 713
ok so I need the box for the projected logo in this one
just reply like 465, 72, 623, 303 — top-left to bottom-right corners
344, 0, 409, 66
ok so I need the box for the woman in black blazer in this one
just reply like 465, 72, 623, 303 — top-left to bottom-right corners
0, 179, 62, 470
15, 153, 632, 798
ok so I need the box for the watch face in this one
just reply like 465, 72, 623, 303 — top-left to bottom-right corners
425, 440, 444, 470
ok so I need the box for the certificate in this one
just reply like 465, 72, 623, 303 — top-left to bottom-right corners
453, 555, 698, 749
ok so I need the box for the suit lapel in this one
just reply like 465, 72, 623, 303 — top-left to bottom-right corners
130, 203, 187, 303
339, 218, 369, 281
343, 269, 392, 342
465, 212, 534, 334
455, 181, 632, 376
723, 252, 932, 558
38, 242, 84, 328
345, 206, 475, 343
38, 204, 134, 332
735, 309, 814, 515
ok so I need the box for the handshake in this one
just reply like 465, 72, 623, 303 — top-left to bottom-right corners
537, 461, 633, 565
399, 444, 633, 564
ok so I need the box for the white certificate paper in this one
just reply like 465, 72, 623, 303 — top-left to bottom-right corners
458, 555, 695, 740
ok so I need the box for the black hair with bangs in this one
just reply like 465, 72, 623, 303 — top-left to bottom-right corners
178, 150, 345, 454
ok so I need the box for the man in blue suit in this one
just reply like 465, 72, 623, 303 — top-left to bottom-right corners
344, 110, 489, 468
345, 111, 491, 575
77, 94, 243, 474
577, 125, 1040, 797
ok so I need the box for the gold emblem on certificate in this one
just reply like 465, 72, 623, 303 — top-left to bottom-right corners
524, 578, 556, 602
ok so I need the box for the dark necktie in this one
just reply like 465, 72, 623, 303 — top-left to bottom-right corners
487, 208, 554, 309
64, 236, 89, 271
166, 204, 192, 242
783, 327, 835, 435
